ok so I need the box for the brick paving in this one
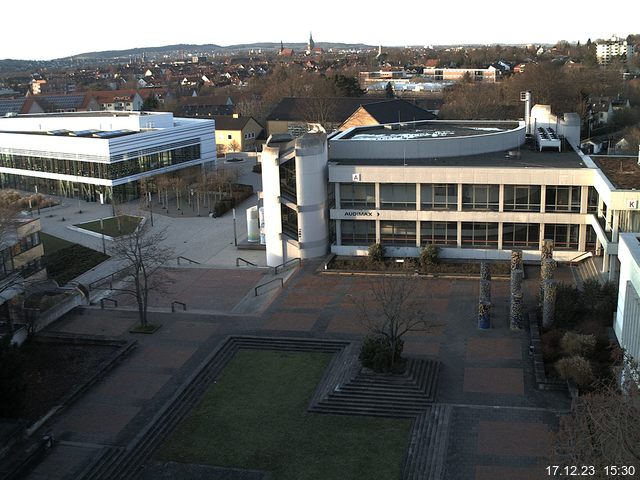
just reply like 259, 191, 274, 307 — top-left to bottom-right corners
23, 261, 574, 480
464, 367, 525, 395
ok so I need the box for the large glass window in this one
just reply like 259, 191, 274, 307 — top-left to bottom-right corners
503, 185, 541, 212
545, 186, 581, 213
281, 204, 298, 240
380, 184, 416, 210
340, 183, 375, 209
421, 184, 457, 210
279, 158, 296, 199
461, 184, 499, 211
0, 144, 201, 181
420, 221, 457, 246
340, 220, 376, 246
587, 186, 599, 214
380, 221, 416, 246
502, 223, 539, 248
544, 223, 579, 250
461, 222, 499, 248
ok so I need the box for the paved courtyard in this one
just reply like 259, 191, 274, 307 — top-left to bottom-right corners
22, 254, 571, 480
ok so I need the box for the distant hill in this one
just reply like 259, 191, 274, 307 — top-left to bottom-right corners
64, 42, 375, 60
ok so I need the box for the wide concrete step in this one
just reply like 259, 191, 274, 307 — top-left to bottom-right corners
402, 404, 453, 480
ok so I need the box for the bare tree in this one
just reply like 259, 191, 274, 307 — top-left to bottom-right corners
110, 221, 174, 327
354, 275, 439, 371
0, 199, 24, 336
553, 353, 640, 470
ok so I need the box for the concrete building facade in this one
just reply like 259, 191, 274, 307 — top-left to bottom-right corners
0, 111, 216, 203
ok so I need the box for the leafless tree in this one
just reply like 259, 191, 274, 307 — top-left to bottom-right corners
302, 96, 339, 131
0, 199, 24, 336
110, 222, 174, 327
354, 274, 439, 370
553, 353, 640, 470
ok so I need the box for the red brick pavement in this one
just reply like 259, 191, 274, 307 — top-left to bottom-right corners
477, 421, 553, 457
464, 367, 525, 395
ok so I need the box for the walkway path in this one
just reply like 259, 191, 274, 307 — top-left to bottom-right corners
25, 259, 571, 480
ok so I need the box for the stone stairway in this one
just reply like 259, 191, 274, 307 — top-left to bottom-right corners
309, 358, 440, 418
77, 336, 349, 480
401, 404, 453, 480
571, 257, 602, 289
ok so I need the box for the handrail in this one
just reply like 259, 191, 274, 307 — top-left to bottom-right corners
177, 256, 200, 265
236, 257, 258, 267
171, 301, 187, 312
89, 266, 131, 290
100, 298, 118, 309
274, 257, 301, 275
569, 251, 593, 265
254, 277, 283, 296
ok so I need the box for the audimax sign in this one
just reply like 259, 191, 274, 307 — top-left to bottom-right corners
343, 210, 380, 217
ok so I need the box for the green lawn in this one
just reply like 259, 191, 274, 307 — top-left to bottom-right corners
40, 232, 74, 255
158, 350, 411, 480
74, 215, 141, 237
40, 232, 109, 285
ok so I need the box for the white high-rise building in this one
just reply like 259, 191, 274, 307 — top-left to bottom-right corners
596, 35, 634, 65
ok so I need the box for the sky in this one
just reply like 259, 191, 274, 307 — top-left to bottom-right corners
1, 0, 638, 61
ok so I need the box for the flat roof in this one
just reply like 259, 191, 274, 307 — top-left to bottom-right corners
330, 145, 586, 169
592, 156, 640, 189
338, 120, 521, 140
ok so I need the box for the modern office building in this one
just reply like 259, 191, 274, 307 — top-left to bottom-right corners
260, 104, 640, 284
0, 111, 215, 203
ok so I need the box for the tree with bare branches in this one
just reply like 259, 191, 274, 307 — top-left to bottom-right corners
553, 353, 640, 471
354, 275, 438, 372
110, 222, 174, 328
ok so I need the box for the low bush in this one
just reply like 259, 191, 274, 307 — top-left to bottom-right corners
419, 244, 439, 269
541, 328, 565, 364
555, 355, 594, 387
553, 283, 582, 329
359, 335, 404, 373
368, 243, 386, 263
560, 332, 597, 358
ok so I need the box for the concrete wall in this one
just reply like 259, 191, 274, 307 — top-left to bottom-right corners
295, 131, 329, 259
330, 121, 525, 159
615, 233, 640, 361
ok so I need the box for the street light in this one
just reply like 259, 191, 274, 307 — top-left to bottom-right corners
148, 191, 154, 227
233, 208, 237, 246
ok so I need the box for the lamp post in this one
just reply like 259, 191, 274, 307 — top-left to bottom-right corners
232, 208, 237, 247
100, 218, 106, 254
148, 191, 154, 226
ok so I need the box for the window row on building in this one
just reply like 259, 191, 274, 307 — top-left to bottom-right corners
338, 183, 599, 213
339, 220, 596, 251
0, 144, 201, 181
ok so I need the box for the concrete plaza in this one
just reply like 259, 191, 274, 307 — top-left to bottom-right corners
23, 160, 570, 479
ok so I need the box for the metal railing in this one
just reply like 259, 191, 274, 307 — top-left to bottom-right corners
274, 257, 301, 275
89, 266, 131, 291
236, 257, 258, 267
177, 256, 200, 265
171, 301, 187, 312
254, 278, 283, 296
100, 298, 118, 309
569, 251, 593, 265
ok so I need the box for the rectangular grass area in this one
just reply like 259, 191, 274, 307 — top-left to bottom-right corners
74, 215, 141, 237
40, 232, 109, 285
158, 349, 411, 480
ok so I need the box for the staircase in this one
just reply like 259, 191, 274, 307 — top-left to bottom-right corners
401, 404, 453, 480
571, 256, 603, 289
309, 358, 440, 418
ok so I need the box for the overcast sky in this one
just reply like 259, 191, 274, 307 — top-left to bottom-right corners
2, 0, 637, 60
